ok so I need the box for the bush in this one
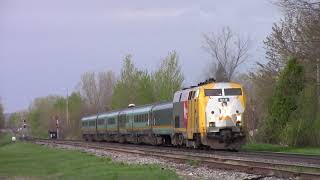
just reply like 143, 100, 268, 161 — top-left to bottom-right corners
285, 84, 320, 146
263, 57, 304, 144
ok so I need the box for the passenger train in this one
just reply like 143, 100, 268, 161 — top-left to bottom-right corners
81, 79, 246, 150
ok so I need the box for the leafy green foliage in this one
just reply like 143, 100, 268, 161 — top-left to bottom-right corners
186, 156, 201, 166
264, 57, 304, 143
0, 132, 12, 147
111, 52, 184, 109
152, 51, 184, 102
7, 113, 20, 129
283, 84, 320, 146
27, 93, 85, 138
111, 55, 154, 109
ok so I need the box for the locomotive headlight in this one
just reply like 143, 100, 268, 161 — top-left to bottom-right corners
236, 113, 242, 127
236, 114, 242, 121
209, 122, 215, 127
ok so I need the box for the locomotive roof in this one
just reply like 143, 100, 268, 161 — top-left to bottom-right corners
81, 115, 97, 121
81, 101, 172, 120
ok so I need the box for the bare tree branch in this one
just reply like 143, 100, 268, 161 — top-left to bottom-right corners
203, 26, 251, 81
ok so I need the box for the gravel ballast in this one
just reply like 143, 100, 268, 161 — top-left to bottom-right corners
35, 142, 288, 180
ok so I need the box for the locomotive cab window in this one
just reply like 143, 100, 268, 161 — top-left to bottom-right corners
205, 89, 222, 96
224, 88, 242, 96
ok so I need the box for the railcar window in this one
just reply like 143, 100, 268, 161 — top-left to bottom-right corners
205, 89, 222, 96
224, 88, 242, 96
134, 114, 142, 123
119, 115, 126, 127
98, 119, 104, 125
89, 121, 95, 127
108, 118, 115, 124
154, 108, 172, 126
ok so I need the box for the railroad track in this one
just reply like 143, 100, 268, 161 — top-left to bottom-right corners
110, 142, 320, 166
36, 138, 320, 166
32, 139, 320, 179
232, 151, 320, 166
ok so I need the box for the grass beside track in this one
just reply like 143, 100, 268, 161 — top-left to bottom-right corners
0, 132, 11, 146
242, 143, 320, 155
0, 134, 178, 180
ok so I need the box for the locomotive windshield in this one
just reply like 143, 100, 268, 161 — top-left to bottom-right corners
224, 88, 242, 96
205, 89, 222, 96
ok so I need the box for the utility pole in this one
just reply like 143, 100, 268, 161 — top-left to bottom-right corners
66, 88, 69, 128
317, 58, 320, 108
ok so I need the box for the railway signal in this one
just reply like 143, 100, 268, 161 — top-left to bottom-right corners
23, 119, 27, 128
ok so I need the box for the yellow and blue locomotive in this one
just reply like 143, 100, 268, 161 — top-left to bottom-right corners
81, 79, 246, 150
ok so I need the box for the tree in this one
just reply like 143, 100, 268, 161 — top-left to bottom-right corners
111, 55, 138, 109
263, 57, 304, 143
264, 0, 320, 79
0, 102, 5, 129
98, 71, 116, 111
111, 55, 155, 109
284, 84, 320, 146
7, 113, 20, 129
79, 70, 115, 114
136, 71, 154, 105
28, 95, 61, 137
27, 93, 85, 138
203, 26, 251, 81
59, 92, 85, 138
152, 51, 184, 101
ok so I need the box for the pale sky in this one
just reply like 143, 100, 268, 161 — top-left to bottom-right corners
0, 0, 281, 113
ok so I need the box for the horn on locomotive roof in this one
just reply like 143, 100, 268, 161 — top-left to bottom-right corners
197, 77, 216, 86
182, 78, 216, 90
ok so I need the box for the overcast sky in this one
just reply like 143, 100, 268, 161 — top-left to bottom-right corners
0, 0, 281, 113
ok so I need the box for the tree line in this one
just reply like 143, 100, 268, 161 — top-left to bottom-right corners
5, 51, 184, 138
246, 0, 320, 146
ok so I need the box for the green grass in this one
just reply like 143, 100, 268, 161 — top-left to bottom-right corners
242, 143, 320, 155
186, 156, 201, 166
0, 132, 12, 147
0, 135, 178, 180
